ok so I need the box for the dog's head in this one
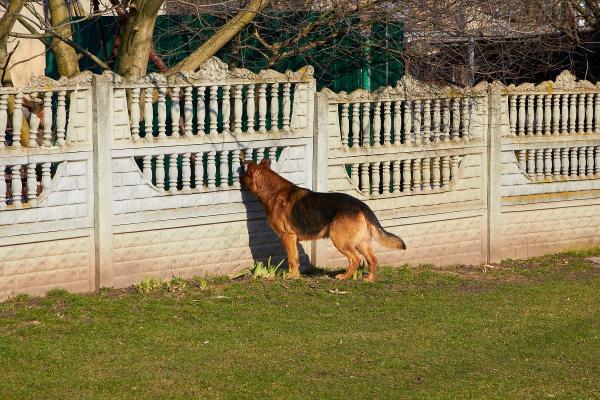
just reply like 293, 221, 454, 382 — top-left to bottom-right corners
240, 158, 272, 192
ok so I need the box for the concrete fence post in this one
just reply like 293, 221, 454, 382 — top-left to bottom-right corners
310, 92, 331, 267
92, 74, 115, 288
487, 83, 504, 263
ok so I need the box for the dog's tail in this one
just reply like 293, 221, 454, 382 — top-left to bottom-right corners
364, 208, 406, 250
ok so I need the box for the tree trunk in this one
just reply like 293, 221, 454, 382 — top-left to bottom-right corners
48, 0, 80, 77
116, 0, 164, 79
0, 0, 26, 85
168, 0, 271, 75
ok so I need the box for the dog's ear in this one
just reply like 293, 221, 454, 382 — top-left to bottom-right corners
259, 158, 271, 169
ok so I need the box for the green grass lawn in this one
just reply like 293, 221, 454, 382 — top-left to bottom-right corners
1, 251, 600, 399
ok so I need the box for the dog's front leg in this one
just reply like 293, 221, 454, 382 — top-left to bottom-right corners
281, 234, 300, 278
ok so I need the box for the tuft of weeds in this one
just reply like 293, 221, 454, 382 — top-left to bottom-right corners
136, 277, 163, 294
250, 257, 285, 280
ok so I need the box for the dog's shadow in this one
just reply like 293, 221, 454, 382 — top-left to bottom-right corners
241, 190, 311, 274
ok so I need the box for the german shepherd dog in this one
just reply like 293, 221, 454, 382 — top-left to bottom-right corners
240, 159, 406, 282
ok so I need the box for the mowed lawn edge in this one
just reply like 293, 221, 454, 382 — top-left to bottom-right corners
1, 250, 599, 400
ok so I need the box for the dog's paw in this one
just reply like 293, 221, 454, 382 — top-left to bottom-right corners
361, 274, 377, 283
335, 273, 350, 280
286, 271, 301, 279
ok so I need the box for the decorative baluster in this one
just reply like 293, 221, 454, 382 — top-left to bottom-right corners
340, 103, 349, 148
244, 85, 255, 133
517, 95, 526, 136
569, 147, 577, 176
552, 95, 559, 135
156, 155, 165, 190
144, 88, 154, 139
586, 94, 593, 133
350, 164, 359, 188
412, 158, 422, 191
371, 162, 380, 194
142, 155, 152, 182
183, 87, 193, 137
209, 86, 218, 137
413, 100, 422, 145
404, 100, 413, 145
130, 88, 141, 141
432, 157, 441, 190
544, 149, 552, 177
56, 90, 67, 144
461, 98, 470, 141
194, 152, 204, 189
586, 146, 594, 176
393, 101, 401, 145
207, 151, 216, 189
535, 95, 543, 135
451, 98, 460, 141
561, 94, 568, 134
222, 85, 231, 134
526, 95, 534, 135
443, 99, 451, 142
270, 83, 279, 132
372, 102, 381, 147
12, 92, 23, 148
350, 103, 360, 148
595, 146, 600, 176
196, 86, 206, 136
578, 147, 586, 176
382, 161, 391, 193
451, 156, 460, 181
535, 150, 543, 179
361, 102, 371, 147
422, 99, 431, 142
0, 163, 5, 208
421, 158, 431, 191
561, 148, 569, 178
402, 160, 411, 192
181, 153, 191, 192
157, 88, 167, 139
28, 92, 39, 147
0, 94, 7, 148
268, 147, 277, 164
527, 149, 535, 177
518, 150, 527, 171
544, 94, 551, 135
509, 95, 517, 136
432, 99, 441, 142
26, 163, 37, 204
577, 93, 585, 133
11, 165, 22, 207
383, 101, 391, 146
233, 85, 242, 134
232, 149, 241, 189
42, 91, 53, 146
219, 150, 229, 187
168, 154, 178, 193
361, 162, 370, 193
595, 94, 600, 134
41, 162, 51, 191
569, 94, 577, 133
256, 147, 265, 163
282, 83, 291, 132
441, 157, 450, 187
171, 87, 181, 139
257, 84, 267, 133
392, 161, 400, 192
552, 149, 560, 180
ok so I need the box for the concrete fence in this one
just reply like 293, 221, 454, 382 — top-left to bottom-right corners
1, 60, 599, 300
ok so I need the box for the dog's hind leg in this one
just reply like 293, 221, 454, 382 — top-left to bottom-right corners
329, 215, 364, 280
357, 244, 378, 282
